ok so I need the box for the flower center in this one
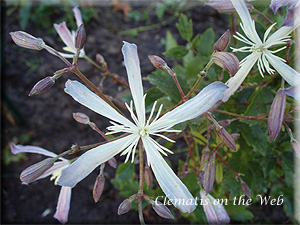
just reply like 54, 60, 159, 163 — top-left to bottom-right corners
251, 44, 265, 53
139, 126, 149, 137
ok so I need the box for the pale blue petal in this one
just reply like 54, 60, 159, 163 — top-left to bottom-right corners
54, 186, 72, 224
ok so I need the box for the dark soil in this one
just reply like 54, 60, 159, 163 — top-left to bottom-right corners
1, 1, 233, 224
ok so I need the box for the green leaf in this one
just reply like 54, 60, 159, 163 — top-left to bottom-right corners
156, 3, 166, 20
164, 45, 189, 60
225, 204, 254, 221
176, 14, 193, 41
197, 28, 215, 56
144, 87, 164, 113
165, 30, 177, 51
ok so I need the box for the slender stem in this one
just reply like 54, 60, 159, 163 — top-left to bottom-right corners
43, 44, 72, 67
216, 153, 240, 178
252, 8, 278, 30
138, 140, 145, 225
184, 74, 205, 100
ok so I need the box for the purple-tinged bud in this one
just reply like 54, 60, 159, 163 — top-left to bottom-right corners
200, 149, 210, 166
240, 181, 251, 198
231, 133, 240, 141
96, 54, 105, 65
20, 158, 54, 184
205, 0, 253, 12
213, 29, 231, 52
208, 119, 231, 130
211, 52, 239, 76
144, 167, 153, 189
73, 112, 90, 124
152, 202, 174, 219
268, 89, 286, 141
108, 157, 117, 169
203, 161, 215, 193
118, 199, 132, 215
75, 24, 86, 50
291, 138, 300, 160
178, 170, 191, 179
216, 127, 236, 151
197, 170, 205, 185
28, 76, 55, 96
93, 175, 105, 203
148, 55, 167, 70
10, 31, 45, 50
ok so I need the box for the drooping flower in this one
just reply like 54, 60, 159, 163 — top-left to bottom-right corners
10, 144, 71, 224
51, 7, 86, 58
270, 0, 300, 26
57, 41, 228, 213
223, 0, 300, 101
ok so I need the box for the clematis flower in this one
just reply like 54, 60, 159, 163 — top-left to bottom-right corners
223, 0, 300, 101
11, 144, 71, 224
52, 7, 86, 58
57, 41, 228, 213
270, 0, 300, 26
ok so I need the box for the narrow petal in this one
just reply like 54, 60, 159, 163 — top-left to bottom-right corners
54, 186, 72, 224
231, 0, 262, 44
10, 144, 67, 160
284, 85, 300, 102
122, 42, 145, 125
64, 80, 135, 128
222, 52, 260, 101
150, 81, 228, 131
265, 51, 300, 86
142, 137, 196, 213
270, 0, 289, 13
58, 135, 136, 188
54, 22, 76, 51
38, 161, 69, 180
73, 7, 83, 27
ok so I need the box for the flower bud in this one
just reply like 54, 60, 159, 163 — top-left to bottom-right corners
75, 24, 86, 50
205, 0, 253, 12
144, 167, 153, 189
268, 89, 286, 141
20, 158, 54, 184
10, 31, 45, 50
211, 52, 239, 76
203, 160, 215, 193
240, 181, 251, 198
148, 55, 167, 70
73, 112, 90, 124
93, 175, 105, 203
152, 202, 174, 219
208, 119, 231, 130
231, 133, 240, 141
291, 138, 300, 160
108, 157, 117, 169
200, 149, 210, 166
213, 29, 231, 52
178, 170, 191, 179
197, 170, 205, 185
28, 76, 55, 96
118, 199, 132, 215
96, 54, 105, 65
216, 127, 236, 151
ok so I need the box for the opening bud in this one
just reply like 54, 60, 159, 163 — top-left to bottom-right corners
20, 158, 54, 184
118, 199, 132, 215
73, 112, 90, 124
205, 0, 253, 12
10, 31, 45, 50
208, 119, 231, 131
216, 127, 236, 151
75, 24, 86, 50
268, 89, 286, 142
152, 202, 174, 219
203, 160, 216, 193
291, 138, 300, 160
148, 55, 167, 70
211, 52, 239, 76
93, 175, 105, 203
28, 76, 55, 96
240, 181, 251, 198
213, 29, 231, 52
144, 166, 153, 189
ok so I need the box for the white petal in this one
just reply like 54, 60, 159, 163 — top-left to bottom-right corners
54, 186, 72, 224
265, 51, 300, 86
64, 80, 135, 128
38, 161, 69, 180
57, 135, 136, 188
72, 7, 83, 27
142, 137, 196, 213
231, 0, 262, 44
223, 52, 260, 101
150, 81, 228, 131
122, 42, 145, 125
54, 22, 76, 51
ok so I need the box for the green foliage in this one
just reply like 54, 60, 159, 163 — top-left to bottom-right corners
176, 14, 193, 41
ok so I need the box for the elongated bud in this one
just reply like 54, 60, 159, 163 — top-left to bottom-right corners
152, 202, 174, 219
211, 52, 239, 76
29, 76, 55, 96
118, 199, 132, 215
208, 119, 231, 130
205, 0, 253, 12
216, 127, 236, 151
96, 54, 105, 65
291, 138, 300, 159
20, 158, 54, 184
200, 149, 210, 166
108, 157, 117, 169
268, 89, 286, 141
240, 181, 251, 198
73, 112, 90, 124
10, 31, 45, 50
148, 55, 167, 70
197, 170, 205, 185
144, 167, 153, 189
75, 24, 86, 50
203, 160, 215, 193
213, 29, 231, 52
93, 175, 105, 203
